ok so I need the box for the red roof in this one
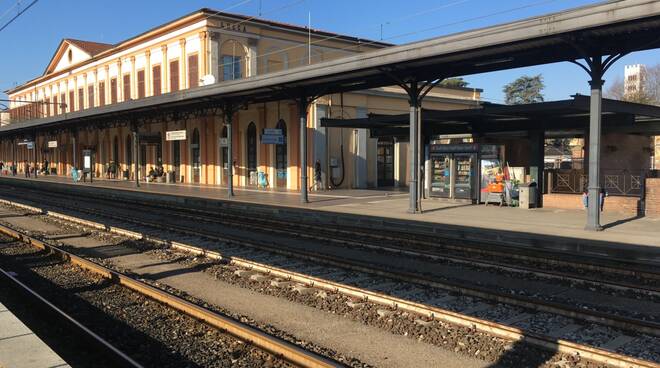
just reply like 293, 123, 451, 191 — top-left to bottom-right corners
65, 38, 114, 56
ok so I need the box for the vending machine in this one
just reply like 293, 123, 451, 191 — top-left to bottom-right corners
429, 143, 503, 202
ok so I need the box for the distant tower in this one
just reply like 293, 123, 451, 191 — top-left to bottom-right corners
624, 64, 646, 97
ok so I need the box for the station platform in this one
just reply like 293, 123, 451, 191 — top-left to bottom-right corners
0, 301, 70, 368
1, 174, 659, 265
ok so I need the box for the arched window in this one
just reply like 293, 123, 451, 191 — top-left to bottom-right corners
275, 119, 287, 186
247, 122, 257, 184
220, 40, 247, 81
191, 128, 201, 183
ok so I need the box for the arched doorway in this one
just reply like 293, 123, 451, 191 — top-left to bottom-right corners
246, 122, 257, 186
113, 136, 119, 162
220, 126, 228, 186
125, 134, 132, 179
172, 140, 181, 182
275, 119, 287, 188
111, 136, 119, 178
191, 128, 201, 184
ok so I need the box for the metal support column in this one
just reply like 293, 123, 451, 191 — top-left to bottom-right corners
529, 129, 545, 207
408, 82, 421, 213
224, 105, 234, 198
586, 76, 603, 230
569, 53, 625, 231
72, 132, 77, 170
132, 126, 140, 188
299, 97, 309, 204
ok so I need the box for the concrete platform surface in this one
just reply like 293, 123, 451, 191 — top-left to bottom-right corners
0, 302, 70, 368
1, 175, 659, 264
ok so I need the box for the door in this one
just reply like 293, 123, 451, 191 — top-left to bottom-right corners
275, 120, 287, 188
246, 122, 257, 186
140, 144, 147, 178
377, 138, 394, 187
191, 128, 201, 184
172, 140, 181, 182
454, 153, 474, 199
125, 135, 132, 179
430, 154, 451, 198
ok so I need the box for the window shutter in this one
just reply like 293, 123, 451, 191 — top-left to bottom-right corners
88, 85, 94, 108
137, 70, 145, 99
111, 78, 117, 104
78, 88, 84, 110
123, 74, 131, 101
99, 82, 105, 106
188, 55, 198, 88
169, 60, 179, 92
152, 65, 161, 96
69, 91, 74, 112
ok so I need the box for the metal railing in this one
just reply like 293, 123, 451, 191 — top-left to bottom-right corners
548, 169, 644, 197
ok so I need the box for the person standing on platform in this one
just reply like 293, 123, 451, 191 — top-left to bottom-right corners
24, 160, 30, 178
311, 160, 323, 191
0, 161, 4, 175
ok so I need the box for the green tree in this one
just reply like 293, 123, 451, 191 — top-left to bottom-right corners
440, 77, 469, 88
503, 74, 545, 105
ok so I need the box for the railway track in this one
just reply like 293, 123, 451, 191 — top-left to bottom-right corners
0, 252, 143, 368
0, 188, 658, 325
0, 191, 658, 367
0, 221, 342, 368
2, 183, 657, 296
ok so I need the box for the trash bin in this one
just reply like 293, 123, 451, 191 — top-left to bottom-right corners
519, 182, 538, 209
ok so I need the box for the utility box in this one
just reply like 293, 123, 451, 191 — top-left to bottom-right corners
519, 182, 538, 209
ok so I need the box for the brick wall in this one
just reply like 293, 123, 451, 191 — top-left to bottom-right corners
646, 178, 660, 217
543, 193, 640, 216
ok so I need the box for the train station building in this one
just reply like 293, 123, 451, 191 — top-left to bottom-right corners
1, 9, 481, 190
1, 1, 660, 231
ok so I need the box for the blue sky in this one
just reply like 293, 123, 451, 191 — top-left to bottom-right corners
0, 0, 658, 103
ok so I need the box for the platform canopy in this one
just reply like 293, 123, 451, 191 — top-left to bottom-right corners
2, 0, 660, 135
320, 95, 660, 138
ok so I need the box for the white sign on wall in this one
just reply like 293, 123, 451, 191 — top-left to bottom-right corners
219, 137, 228, 147
166, 130, 187, 141
48, 141, 58, 148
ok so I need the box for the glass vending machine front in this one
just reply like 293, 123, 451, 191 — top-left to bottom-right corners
454, 153, 475, 199
430, 154, 451, 198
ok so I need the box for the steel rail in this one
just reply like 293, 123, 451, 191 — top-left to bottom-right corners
0, 200, 657, 368
4, 183, 658, 287
0, 222, 343, 368
0, 266, 144, 368
1, 188, 657, 299
140, 201, 660, 294
0, 197, 660, 368
2, 196, 659, 339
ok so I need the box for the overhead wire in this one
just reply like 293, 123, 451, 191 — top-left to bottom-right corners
0, 0, 38, 33
277, 0, 567, 69
0, 0, 21, 22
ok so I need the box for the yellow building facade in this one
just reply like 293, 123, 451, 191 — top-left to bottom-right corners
4, 9, 480, 190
